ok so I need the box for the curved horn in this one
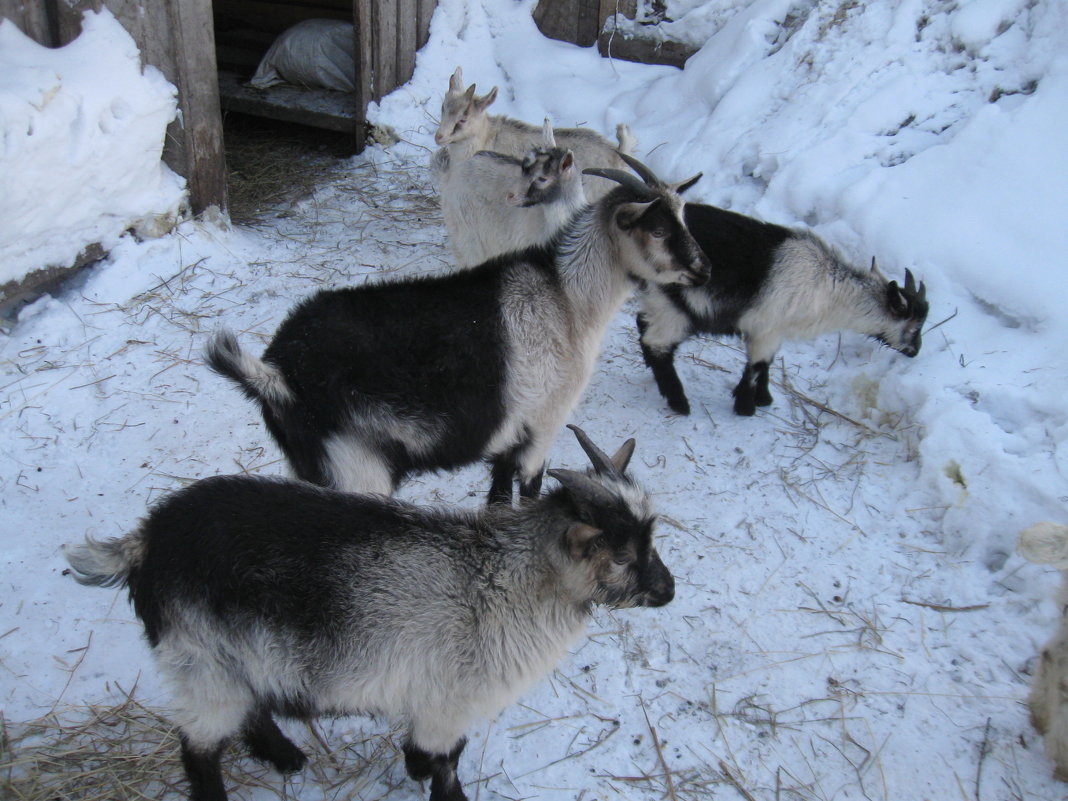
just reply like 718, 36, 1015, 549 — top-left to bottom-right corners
917, 280, 927, 302
566, 424, 632, 478
582, 167, 659, 200
616, 152, 662, 186
547, 468, 619, 508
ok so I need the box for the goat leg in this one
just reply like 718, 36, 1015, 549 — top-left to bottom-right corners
242, 708, 306, 773
637, 315, 691, 415
179, 735, 229, 801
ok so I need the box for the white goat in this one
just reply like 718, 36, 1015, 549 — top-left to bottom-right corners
433, 66, 636, 202
1018, 521, 1068, 782
438, 119, 588, 267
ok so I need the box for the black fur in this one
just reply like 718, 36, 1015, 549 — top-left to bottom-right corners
208, 249, 560, 501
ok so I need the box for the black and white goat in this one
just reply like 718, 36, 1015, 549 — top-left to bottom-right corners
635, 192, 929, 416
438, 119, 588, 268
433, 66, 636, 201
207, 157, 709, 504
63, 426, 674, 801
1018, 521, 1068, 782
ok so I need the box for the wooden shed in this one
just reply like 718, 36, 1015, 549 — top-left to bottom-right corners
0, 0, 438, 216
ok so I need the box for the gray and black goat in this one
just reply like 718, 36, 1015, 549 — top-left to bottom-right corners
207, 156, 709, 504
63, 425, 674, 801
636, 190, 929, 416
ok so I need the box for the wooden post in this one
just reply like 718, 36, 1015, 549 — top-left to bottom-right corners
354, 0, 374, 150
166, 0, 227, 214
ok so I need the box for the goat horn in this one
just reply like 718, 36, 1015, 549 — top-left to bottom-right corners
547, 468, 619, 508
582, 167, 659, 200
566, 424, 629, 478
918, 280, 927, 301
541, 117, 556, 148
904, 268, 916, 293
616, 151, 662, 186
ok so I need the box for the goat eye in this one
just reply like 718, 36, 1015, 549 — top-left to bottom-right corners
612, 554, 631, 566
651, 229, 668, 239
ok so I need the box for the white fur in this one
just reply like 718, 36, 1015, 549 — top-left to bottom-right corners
434, 66, 636, 201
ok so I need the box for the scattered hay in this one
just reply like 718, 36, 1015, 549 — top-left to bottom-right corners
1, 691, 398, 801
223, 113, 356, 225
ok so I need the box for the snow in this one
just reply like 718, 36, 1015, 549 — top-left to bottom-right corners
3, 0, 1068, 799
0, 10, 185, 286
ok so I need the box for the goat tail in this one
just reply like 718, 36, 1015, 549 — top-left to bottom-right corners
1018, 522, 1068, 570
204, 329, 294, 411
615, 124, 637, 156
63, 532, 144, 588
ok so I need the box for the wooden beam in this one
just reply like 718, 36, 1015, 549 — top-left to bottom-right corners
354, 0, 373, 150
167, 0, 228, 214
396, 0, 417, 88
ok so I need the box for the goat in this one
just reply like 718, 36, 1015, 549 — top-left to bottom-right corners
438, 119, 588, 268
634, 196, 929, 416
433, 66, 636, 202
63, 425, 675, 801
206, 156, 709, 505
1018, 521, 1068, 782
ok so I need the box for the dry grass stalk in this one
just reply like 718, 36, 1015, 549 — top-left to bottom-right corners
1, 692, 393, 801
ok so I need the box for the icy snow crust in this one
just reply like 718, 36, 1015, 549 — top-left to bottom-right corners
2, 1, 1067, 799
0, 11, 185, 286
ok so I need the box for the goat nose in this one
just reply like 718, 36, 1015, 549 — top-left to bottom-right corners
642, 555, 675, 607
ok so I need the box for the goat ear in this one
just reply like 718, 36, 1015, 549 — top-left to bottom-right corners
560, 150, 574, 174
614, 200, 657, 231
565, 522, 603, 559
673, 173, 703, 195
449, 67, 464, 92
610, 438, 636, 474
476, 86, 498, 111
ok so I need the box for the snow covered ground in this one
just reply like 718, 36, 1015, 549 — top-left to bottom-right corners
2, 0, 1067, 799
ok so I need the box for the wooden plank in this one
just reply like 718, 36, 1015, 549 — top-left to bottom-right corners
374, 0, 397, 101
215, 0, 351, 36
168, 0, 228, 213
353, 0, 373, 149
0, 0, 56, 45
396, 0, 417, 87
597, 29, 695, 68
218, 70, 356, 133
416, 0, 434, 49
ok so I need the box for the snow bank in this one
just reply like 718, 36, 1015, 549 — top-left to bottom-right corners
0, 9, 186, 286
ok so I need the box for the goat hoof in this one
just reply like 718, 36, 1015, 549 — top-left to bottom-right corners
755, 394, 773, 407
667, 397, 691, 415
733, 400, 757, 416
253, 742, 306, 774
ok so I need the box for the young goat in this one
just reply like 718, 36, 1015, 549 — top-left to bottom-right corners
438, 119, 589, 268
635, 193, 929, 416
63, 425, 675, 801
207, 157, 709, 504
1018, 521, 1068, 782
434, 66, 636, 202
